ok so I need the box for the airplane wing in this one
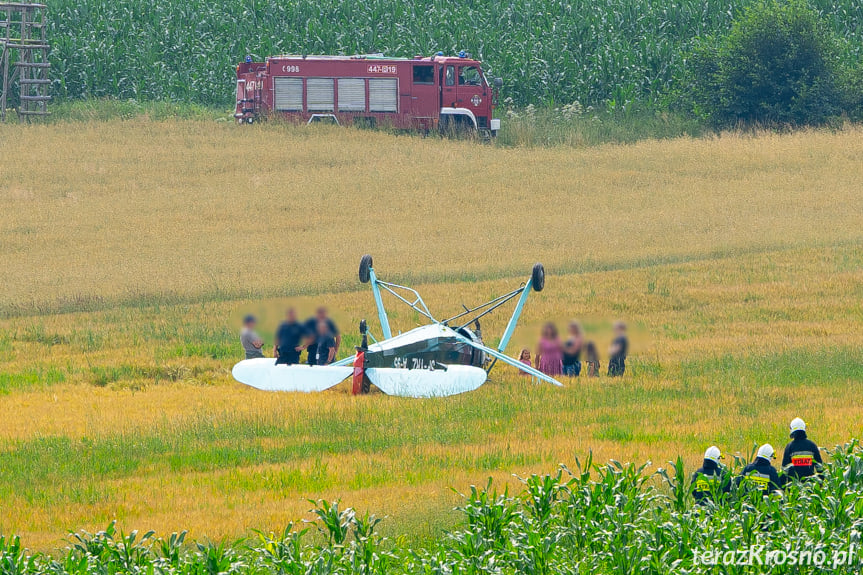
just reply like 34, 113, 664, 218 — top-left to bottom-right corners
231, 358, 353, 392
365, 365, 487, 398
451, 333, 564, 387
331, 354, 357, 367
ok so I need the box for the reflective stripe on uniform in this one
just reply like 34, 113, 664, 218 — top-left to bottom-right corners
746, 473, 771, 491
695, 474, 720, 492
790, 451, 815, 467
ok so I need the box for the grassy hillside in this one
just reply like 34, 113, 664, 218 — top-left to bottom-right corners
2, 121, 862, 316
46, 0, 863, 107
1, 121, 862, 550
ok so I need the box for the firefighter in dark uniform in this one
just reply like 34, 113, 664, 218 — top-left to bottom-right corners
691, 446, 730, 504
736, 444, 783, 494
782, 417, 823, 481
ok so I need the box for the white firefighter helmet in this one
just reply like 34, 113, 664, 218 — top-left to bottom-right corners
790, 417, 807, 436
704, 446, 722, 464
757, 444, 776, 460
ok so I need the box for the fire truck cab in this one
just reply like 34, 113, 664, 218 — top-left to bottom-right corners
235, 53, 501, 137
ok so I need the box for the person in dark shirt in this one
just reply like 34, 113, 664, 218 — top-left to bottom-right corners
691, 446, 731, 504
304, 307, 340, 366
736, 444, 782, 494
782, 417, 823, 481
273, 308, 307, 365
608, 321, 628, 377
562, 321, 584, 377
315, 320, 337, 366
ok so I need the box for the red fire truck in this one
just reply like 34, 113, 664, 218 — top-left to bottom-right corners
234, 53, 502, 137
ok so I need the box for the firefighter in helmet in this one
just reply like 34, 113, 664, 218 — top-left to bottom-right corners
782, 417, 823, 481
736, 444, 783, 494
691, 446, 730, 504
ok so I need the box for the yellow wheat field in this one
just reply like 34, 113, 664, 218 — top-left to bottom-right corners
1, 121, 862, 313
0, 121, 862, 550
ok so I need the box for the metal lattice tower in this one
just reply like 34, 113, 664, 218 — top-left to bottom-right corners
1, 1, 50, 122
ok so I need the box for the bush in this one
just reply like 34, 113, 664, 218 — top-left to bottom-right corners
687, 0, 854, 127
838, 62, 863, 120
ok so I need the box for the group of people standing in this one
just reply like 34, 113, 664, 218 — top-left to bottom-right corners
519, 320, 628, 378
691, 417, 824, 503
240, 307, 341, 366
243, 311, 630, 379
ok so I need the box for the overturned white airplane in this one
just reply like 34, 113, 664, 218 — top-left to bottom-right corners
232, 256, 561, 398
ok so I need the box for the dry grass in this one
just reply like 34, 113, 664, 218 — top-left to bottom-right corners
0, 121, 861, 550
1, 121, 862, 315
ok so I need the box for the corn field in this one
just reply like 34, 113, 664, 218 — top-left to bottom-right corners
2, 441, 862, 574
47, 0, 863, 107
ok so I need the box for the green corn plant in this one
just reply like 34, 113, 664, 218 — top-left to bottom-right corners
42, 0, 863, 110
520, 471, 568, 529
194, 538, 245, 575
308, 499, 354, 548
105, 528, 156, 572
656, 456, 688, 513
346, 512, 395, 575
452, 479, 518, 553
252, 525, 308, 575
155, 530, 187, 570
0, 535, 29, 575
68, 521, 117, 558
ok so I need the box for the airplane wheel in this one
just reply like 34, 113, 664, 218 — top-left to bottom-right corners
359, 254, 373, 283
532, 263, 545, 292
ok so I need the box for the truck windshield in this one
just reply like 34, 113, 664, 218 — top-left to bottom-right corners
459, 66, 482, 86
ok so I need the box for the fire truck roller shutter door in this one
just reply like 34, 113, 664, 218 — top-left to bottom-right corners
274, 77, 303, 111
369, 78, 398, 112
307, 78, 335, 112
338, 78, 365, 112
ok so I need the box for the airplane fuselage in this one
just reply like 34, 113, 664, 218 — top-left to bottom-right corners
361, 324, 485, 370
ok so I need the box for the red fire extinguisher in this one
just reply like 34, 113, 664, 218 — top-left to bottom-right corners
352, 351, 365, 395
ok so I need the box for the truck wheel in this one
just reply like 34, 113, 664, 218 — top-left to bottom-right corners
440, 116, 476, 139
461, 124, 479, 140
359, 255, 373, 283
531, 263, 545, 292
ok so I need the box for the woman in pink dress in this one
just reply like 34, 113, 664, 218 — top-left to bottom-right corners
535, 322, 563, 376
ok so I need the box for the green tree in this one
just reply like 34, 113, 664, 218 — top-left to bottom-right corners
688, 0, 848, 127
